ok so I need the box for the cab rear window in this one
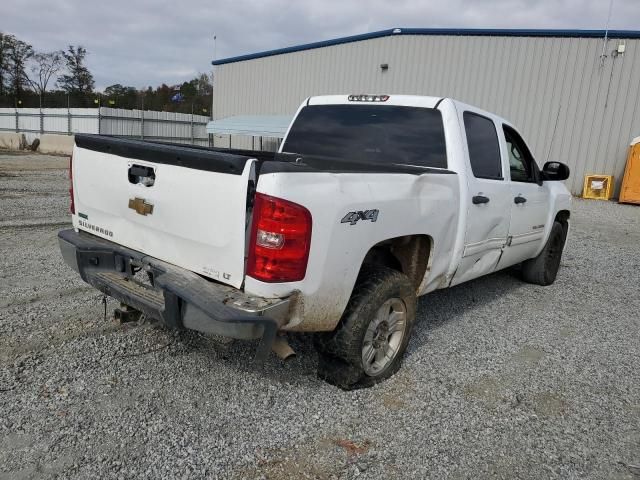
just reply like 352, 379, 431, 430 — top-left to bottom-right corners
282, 105, 448, 169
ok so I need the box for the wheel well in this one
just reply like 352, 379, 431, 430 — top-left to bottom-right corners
360, 235, 432, 291
555, 210, 570, 234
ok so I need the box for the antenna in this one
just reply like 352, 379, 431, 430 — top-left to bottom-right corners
599, 0, 615, 68
545, 104, 561, 163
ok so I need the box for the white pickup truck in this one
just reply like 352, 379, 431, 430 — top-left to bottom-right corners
59, 94, 571, 389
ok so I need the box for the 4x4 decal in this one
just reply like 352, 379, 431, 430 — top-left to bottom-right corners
341, 209, 379, 225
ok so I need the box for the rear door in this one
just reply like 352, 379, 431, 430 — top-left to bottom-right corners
497, 125, 550, 268
72, 138, 254, 288
451, 110, 511, 286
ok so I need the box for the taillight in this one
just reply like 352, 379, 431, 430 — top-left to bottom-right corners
69, 155, 75, 214
246, 193, 312, 283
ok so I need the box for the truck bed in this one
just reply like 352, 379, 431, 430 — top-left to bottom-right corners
75, 135, 278, 173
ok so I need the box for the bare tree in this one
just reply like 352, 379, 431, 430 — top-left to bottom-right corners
6, 36, 33, 97
27, 51, 63, 106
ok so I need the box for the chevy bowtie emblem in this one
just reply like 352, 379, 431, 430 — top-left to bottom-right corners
128, 197, 154, 216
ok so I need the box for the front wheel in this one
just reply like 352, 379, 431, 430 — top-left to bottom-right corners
314, 266, 416, 390
521, 221, 567, 286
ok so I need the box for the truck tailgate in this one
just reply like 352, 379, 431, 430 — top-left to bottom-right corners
71, 135, 254, 289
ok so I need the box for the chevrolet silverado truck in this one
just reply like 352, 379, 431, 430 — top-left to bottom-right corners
58, 94, 571, 389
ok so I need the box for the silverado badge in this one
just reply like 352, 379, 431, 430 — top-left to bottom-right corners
128, 197, 154, 216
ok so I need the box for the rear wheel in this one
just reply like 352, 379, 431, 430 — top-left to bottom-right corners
314, 266, 416, 390
521, 221, 567, 286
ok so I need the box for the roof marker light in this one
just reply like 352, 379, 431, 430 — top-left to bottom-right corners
348, 94, 390, 102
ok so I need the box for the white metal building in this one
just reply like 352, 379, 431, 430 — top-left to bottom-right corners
210, 28, 640, 196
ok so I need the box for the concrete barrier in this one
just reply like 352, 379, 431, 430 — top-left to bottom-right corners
0, 132, 26, 150
38, 134, 75, 155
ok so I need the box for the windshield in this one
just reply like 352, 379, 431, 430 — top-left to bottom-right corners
282, 104, 447, 168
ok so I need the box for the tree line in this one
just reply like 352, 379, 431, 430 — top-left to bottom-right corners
0, 32, 212, 115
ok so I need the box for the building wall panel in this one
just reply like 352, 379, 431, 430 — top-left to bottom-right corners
213, 34, 640, 195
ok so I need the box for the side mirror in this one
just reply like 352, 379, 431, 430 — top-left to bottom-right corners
542, 161, 570, 181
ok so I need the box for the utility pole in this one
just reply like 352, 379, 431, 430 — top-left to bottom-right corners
140, 92, 145, 140
97, 94, 101, 135
67, 94, 71, 135
211, 34, 217, 147
190, 102, 194, 145
39, 92, 43, 134
212, 34, 217, 118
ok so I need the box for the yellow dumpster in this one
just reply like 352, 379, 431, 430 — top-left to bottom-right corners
620, 137, 640, 205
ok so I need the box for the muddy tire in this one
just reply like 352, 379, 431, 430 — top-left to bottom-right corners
314, 266, 416, 390
521, 221, 567, 286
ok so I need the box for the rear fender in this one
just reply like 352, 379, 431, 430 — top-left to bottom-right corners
244, 170, 459, 331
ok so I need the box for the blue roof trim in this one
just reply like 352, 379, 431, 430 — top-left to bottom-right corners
212, 27, 640, 66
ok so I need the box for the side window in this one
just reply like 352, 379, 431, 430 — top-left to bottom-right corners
503, 125, 538, 183
463, 112, 502, 180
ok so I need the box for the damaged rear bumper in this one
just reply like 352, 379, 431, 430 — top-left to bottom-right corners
58, 229, 292, 361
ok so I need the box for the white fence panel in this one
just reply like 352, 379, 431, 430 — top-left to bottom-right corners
70, 108, 99, 134
16, 109, 40, 132
0, 107, 210, 146
0, 109, 15, 131
42, 108, 72, 134
99, 108, 141, 137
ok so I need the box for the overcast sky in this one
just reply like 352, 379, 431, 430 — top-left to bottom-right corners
3, 0, 640, 90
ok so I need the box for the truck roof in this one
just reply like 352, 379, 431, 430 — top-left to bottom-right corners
305, 94, 512, 126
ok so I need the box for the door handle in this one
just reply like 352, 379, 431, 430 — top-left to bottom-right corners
472, 195, 490, 205
514, 195, 527, 204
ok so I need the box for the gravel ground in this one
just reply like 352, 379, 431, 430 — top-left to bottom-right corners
0, 151, 639, 480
